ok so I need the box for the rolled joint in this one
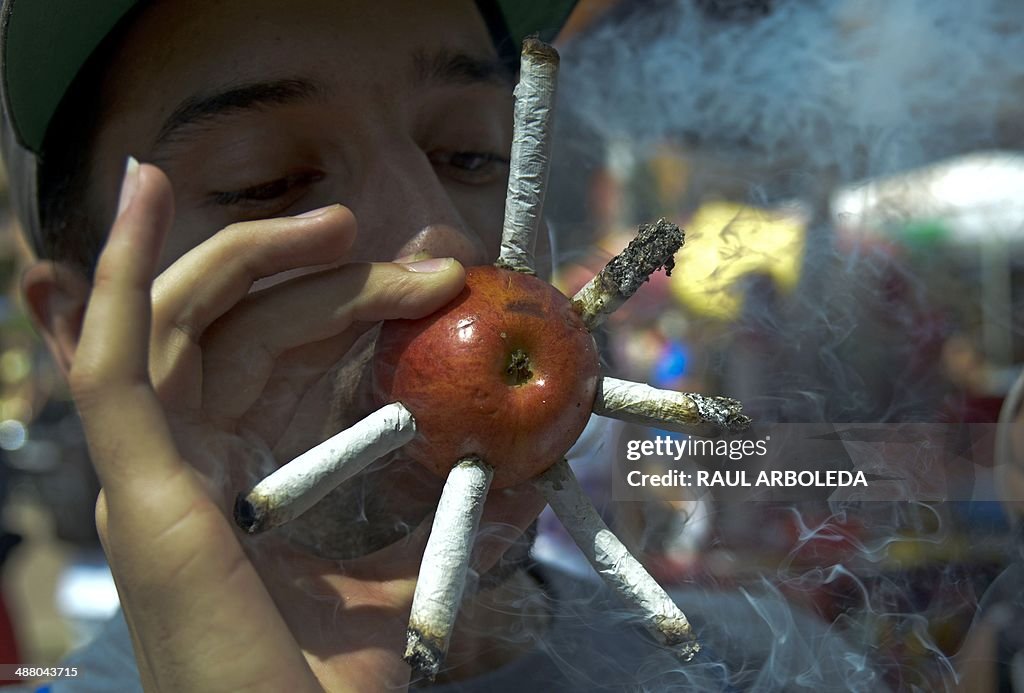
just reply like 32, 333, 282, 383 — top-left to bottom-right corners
535, 460, 701, 663
571, 219, 685, 330
233, 402, 416, 534
403, 456, 494, 679
496, 38, 561, 275
593, 377, 750, 437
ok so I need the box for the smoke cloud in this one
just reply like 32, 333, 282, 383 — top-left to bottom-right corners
559, 0, 1024, 187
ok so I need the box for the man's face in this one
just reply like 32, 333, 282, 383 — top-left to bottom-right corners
84, 0, 527, 557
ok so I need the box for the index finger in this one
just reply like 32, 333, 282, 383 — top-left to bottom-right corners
70, 159, 184, 492
201, 258, 465, 423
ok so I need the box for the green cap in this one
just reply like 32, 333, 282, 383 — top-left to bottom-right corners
1, 0, 578, 155
1, 0, 137, 154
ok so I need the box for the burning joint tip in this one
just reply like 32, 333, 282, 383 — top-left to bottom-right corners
572, 220, 685, 330
614, 219, 685, 292
232, 493, 265, 535
690, 393, 752, 433
729, 414, 753, 432
654, 614, 702, 658
676, 639, 701, 663
521, 36, 560, 64
405, 627, 443, 681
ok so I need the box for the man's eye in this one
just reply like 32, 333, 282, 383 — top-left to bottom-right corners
430, 151, 509, 184
209, 171, 324, 207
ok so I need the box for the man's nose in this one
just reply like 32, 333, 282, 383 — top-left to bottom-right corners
349, 152, 492, 268
396, 223, 489, 266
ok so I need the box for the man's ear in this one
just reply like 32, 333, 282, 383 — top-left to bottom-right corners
21, 261, 92, 377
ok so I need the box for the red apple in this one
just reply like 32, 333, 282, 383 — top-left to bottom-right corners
373, 265, 600, 488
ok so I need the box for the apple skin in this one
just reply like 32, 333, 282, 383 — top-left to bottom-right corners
373, 265, 601, 488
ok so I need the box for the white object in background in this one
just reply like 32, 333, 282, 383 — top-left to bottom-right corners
55, 550, 119, 648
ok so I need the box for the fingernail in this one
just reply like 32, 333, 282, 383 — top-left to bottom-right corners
395, 251, 432, 264
403, 257, 454, 273
294, 204, 336, 218
116, 156, 140, 217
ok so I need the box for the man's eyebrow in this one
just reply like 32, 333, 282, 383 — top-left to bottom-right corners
154, 78, 325, 146
411, 48, 514, 89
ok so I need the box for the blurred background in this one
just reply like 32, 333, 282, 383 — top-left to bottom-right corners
1, 0, 1023, 690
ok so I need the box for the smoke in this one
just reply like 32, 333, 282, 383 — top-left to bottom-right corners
546, 0, 1024, 420
559, 0, 1024, 189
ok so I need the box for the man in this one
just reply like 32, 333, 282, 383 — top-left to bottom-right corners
0, 1, 879, 690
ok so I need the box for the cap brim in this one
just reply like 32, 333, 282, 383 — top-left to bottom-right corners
1, 0, 138, 153
1, 0, 578, 155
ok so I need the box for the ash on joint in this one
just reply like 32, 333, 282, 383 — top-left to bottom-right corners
690, 393, 752, 433
653, 613, 701, 661
233, 494, 261, 534
606, 219, 685, 296
405, 627, 443, 681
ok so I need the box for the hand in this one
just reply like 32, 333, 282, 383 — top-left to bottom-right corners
72, 161, 545, 692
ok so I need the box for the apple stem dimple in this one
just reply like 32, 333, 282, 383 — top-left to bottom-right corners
505, 348, 533, 386
534, 459, 701, 662
495, 38, 560, 276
